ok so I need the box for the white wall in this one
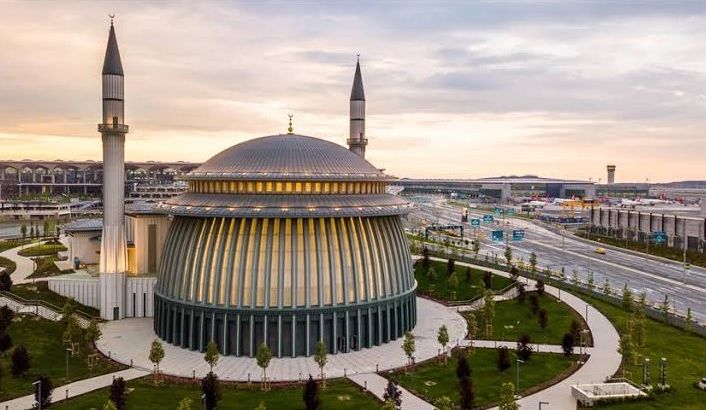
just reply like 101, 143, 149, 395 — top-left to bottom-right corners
68, 231, 101, 266
125, 276, 157, 317
48, 275, 100, 309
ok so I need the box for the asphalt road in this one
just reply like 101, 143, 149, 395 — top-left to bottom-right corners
409, 199, 706, 323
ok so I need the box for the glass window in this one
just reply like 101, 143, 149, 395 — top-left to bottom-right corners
295, 182, 302, 193
266, 181, 273, 192
286, 182, 293, 192
305, 182, 311, 193
314, 182, 321, 193
276, 181, 283, 192
256, 182, 263, 193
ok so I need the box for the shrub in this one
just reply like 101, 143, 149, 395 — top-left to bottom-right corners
497, 346, 511, 372
304, 375, 320, 410
11, 344, 30, 376
382, 378, 401, 409
529, 294, 540, 315
110, 377, 127, 409
538, 309, 548, 330
34, 374, 53, 408
201, 372, 221, 410
535, 279, 545, 296
516, 334, 532, 362
482, 271, 492, 289
561, 333, 575, 356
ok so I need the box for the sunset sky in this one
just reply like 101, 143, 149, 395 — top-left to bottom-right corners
1, 1, 705, 182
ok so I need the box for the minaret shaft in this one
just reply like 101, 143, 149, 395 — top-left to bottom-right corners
348, 59, 367, 158
99, 23, 128, 320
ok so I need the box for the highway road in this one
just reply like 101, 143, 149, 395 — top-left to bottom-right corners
409, 199, 706, 323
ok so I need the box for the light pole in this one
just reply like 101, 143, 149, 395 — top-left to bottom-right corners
515, 359, 524, 398
65, 348, 71, 381
33, 379, 42, 410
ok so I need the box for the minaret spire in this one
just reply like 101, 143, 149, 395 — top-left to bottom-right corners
98, 19, 128, 321
348, 56, 367, 158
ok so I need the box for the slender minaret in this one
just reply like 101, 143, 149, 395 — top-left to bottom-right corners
348, 56, 367, 158
98, 18, 128, 320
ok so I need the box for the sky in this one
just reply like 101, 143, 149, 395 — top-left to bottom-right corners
1, 1, 705, 183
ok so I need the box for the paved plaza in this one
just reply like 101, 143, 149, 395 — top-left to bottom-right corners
96, 296, 467, 382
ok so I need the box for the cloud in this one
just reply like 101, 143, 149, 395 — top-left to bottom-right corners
0, 1, 705, 182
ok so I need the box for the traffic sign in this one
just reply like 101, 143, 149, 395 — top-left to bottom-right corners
651, 231, 667, 244
512, 229, 525, 241
493, 207, 502, 214
483, 214, 494, 223
506, 208, 515, 215
491, 230, 504, 242
470, 218, 481, 227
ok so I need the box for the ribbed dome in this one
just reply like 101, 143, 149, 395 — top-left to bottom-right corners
188, 134, 386, 181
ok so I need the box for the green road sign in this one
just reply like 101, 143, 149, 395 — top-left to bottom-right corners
512, 229, 525, 241
491, 230, 504, 242
483, 215, 494, 223
470, 218, 481, 227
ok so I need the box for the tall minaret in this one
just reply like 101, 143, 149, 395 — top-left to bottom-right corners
348, 56, 367, 158
98, 18, 128, 321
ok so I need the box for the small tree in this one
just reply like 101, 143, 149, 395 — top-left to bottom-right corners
569, 319, 581, 341
0, 273, 12, 292
535, 279, 545, 296
509, 266, 519, 282
466, 312, 478, 343
601, 276, 612, 295
0, 332, 12, 355
84, 319, 102, 347
402, 331, 416, 371
447, 258, 455, 276
571, 269, 580, 287
456, 355, 473, 410
504, 246, 513, 267
434, 395, 453, 410
11, 344, 30, 376
516, 334, 532, 362
204, 340, 219, 372
383, 378, 402, 410
516, 283, 526, 303
472, 240, 480, 261
561, 333, 574, 356
529, 252, 538, 277
381, 401, 397, 410
448, 274, 459, 298
498, 382, 518, 410
482, 290, 495, 337
256, 343, 272, 389
528, 293, 540, 315
303, 376, 320, 410
255, 401, 267, 410
201, 371, 222, 410
465, 267, 472, 283
20, 224, 27, 243
497, 346, 511, 372
482, 271, 492, 289
0, 306, 15, 332
437, 325, 449, 364
110, 376, 127, 410
538, 308, 548, 330
149, 338, 165, 384
421, 247, 431, 274
685, 307, 694, 332
103, 401, 118, 410
621, 283, 633, 311
313, 339, 328, 387
618, 330, 635, 375
34, 374, 53, 409
587, 272, 595, 292
659, 295, 671, 323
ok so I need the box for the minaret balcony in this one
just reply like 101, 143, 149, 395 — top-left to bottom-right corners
347, 138, 368, 146
98, 124, 129, 133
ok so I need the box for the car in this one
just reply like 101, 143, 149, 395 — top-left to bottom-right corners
594, 247, 606, 255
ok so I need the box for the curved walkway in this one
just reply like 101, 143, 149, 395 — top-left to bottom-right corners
432, 257, 622, 409
0, 241, 39, 285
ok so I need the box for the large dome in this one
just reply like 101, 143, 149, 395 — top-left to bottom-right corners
189, 134, 387, 181
154, 133, 416, 359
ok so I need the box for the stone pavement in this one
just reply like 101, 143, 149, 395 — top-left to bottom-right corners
97, 297, 468, 382
0, 368, 148, 410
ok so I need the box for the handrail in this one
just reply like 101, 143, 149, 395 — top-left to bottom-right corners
0, 290, 97, 321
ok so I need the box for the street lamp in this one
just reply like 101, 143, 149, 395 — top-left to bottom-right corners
33, 379, 42, 410
65, 348, 71, 381
515, 359, 524, 398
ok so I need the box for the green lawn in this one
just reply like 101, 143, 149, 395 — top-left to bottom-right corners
415, 260, 514, 302
574, 294, 706, 409
0, 239, 32, 253
11, 283, 99, 317
390, 348, 576, 408
0, 315, 124, 401
52, 377, 382, 409
0, 255, 16, 275
473, 291, 591, 346
18, 242, 67, 257
26, 255, 66, 278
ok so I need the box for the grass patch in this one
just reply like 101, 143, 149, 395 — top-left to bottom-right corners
10, 283, 99, 317
52, 377, 381, 409
390, 348, 576, 408
415, 260, 513, 302
0, 256, 16, 275
26, 255, 65, 278
473, 291, 591, 346
574, 294, 706, 409
0, 315, 124, 401
18, 242, 67, 257
0, 239, 32, 254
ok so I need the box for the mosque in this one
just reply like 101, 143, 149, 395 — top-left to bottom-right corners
51, 21, 417, 357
